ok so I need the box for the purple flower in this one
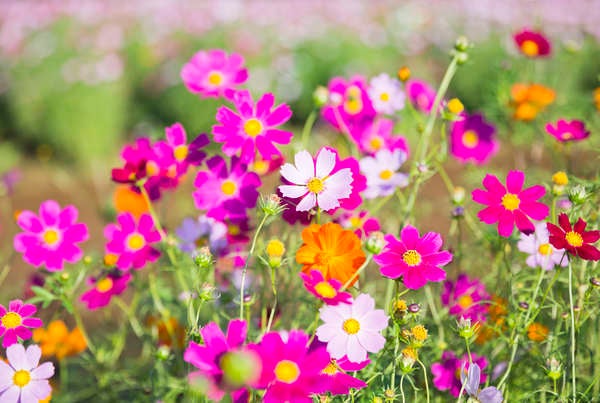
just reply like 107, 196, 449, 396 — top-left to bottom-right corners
431, 351, 488, 397
181, 49, 248, 98
14, 200, 89, 271
175, 215, 228, 256
517, 222, 568, 270
0, 344, 54, 402
104, 213, 162, 270
0, 300, 43, 348
80, 272, 132, 310
461, 363, 503, 402
441, 274, 490, 322
359, 148, 409, 199
450, 113, 499, 165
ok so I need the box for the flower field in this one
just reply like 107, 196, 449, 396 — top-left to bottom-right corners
1, 1, 600, 402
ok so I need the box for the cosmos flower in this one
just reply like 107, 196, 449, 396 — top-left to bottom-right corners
322, 76, 376, 133
309, 340, 369, 395
0, 300, 43, 348
545, 119, 590, 143
441, 274, 490, 323
406, 79, 436, 113
213, 90, 293, 164
175, 215, 228, 256
14, 200, 89, 271
0, 344, 54, 403
32, 320, 87, 360
349, 118, 409, 156
510, 83, 555, 121
547, 213, 600, 261
461, 363, 503, 403
336, 210, 381, 238
368, 73, 405, 115
472, 171, 549, 237
316, 293, 388, 363
181, 49, 248, 98
374, 225, 452, 289
300, 270, 352, 306
359, 148, 409, 199
104, 213, 162, 270
431, 351, 488, 398
450, 113, 499, 165
80, 272, 133, 310
514, 29, 551, 57
517, 222, 568, 270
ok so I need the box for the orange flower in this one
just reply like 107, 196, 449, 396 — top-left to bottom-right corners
296, 223, 366, 286
113, 185, 149, 218
146, 316, 186, 349
527, 322, 549, 342
510, 83, 555, 121
476, 295, 508, 345
32, 320, 87, 360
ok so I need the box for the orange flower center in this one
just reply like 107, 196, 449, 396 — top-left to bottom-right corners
315, 251, 334, 265
126, 233, 145, 251
379, 169, 393, 180
462, 130, 479, 149
243, 118, 263, 137
314, 281, 337, 299
457, 295, 474, 309
1, 312, 22, 329
379, 92, 390, 102
369, 136, 384, 150
221, 180, 237, 196
104, 253, 119, 266
521, 40, 539, 57
501, 193, 520, 211
343, 318, 360, 334
565, 231, 583, 247
43, 229, 60, 246
13, 370, 31, 388
173, 145, 188, 162
274, 360, 300, 384
96, 278, 114, 293
207, 71, 224, 86
538, 243, 553, 256
402, 250, 422, 266
307, 177, 325, 194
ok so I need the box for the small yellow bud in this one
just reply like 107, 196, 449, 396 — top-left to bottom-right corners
552, 171, 568, 186
397, 66, 410, 82
447, 98, 464, 114
266, 239, 285, 258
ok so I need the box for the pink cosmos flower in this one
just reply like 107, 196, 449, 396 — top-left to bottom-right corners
514, 29, 551, 57
450, 113, 499, 165
193, 156, 261, 221
349, 119, 409, 156
105, 213, 162, 270
406, 79, 436, 113
14, 200, 89, 271
80, 272, 132, 310
432, 351, 488, 398
213, 90, 293, 164
517, 222, 568, 270
310, 340, 368, 395
472, 171, 549, 237
441, 274, 490, 323
360, 148, 409, 199
300, 270, 352, 306
181, 49, 248, 98
545, 119, 590, 142
322, 76, 376, 133
368, 73, 405, 115
316, 293, 388, 363
184, 319, 257, 402
0, 344, 54, 402
279, 149, 353, 212
374, 225, 453, 289
0, 300, 43, 348
249, 330, 330, 403
336, 210, 381, 238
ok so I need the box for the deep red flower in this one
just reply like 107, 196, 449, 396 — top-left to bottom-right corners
514, 29, 551, 57
547, 213, 600, 261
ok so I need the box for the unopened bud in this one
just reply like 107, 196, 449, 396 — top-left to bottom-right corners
568, 185, 587, 205
260, 194, 285, 216
365, 231, 386, 254
397, 66, 411, 82
313, 86, 329, 108
454, 36, 470, 52
193, 247, 213, 269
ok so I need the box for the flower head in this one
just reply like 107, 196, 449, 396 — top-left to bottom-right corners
406, 79, 436, 113
104, 212, 162, 270
472, 171, 549, 237
32, 320, 87, 360
546, 119, 590, 143
368, 73, 405, 115
514, 29, 551, 57
300, 270, 352, 306
374, 225, 452, 289
0, 300, 43, 348
175, 215, 228, 257
432, 351, 488, 397
349, 118, 409, 156
322, 76, 376, 133
0, 344, 54, 402
14, 200, 89, 271
310, 340, 369, 395
80, 272, 132, 310
336, 210, 381, 238
517, 222, 568, 270
450, 113, 499, 165
441, 274, 489, 322
510, 83, 555, 121
296, 223, 366, 287
547, 213, 600, 261
181, 49, 248, 98
461, 363, 503, 403
360, 148, 409, 199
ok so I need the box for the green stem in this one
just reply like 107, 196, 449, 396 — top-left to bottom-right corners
341, 253, 373, 291
568, 261, 577, 401
399, 374, 406, 403
72, 305, 96, 355
417, 359, 430, 403
301, 110, 318, 148
266, 267, 278, 333
240, 214, 269, 319
425, 285, 445, 344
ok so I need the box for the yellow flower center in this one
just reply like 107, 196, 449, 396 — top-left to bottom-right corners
521, 40, 539, 57
379, 169, 393, 180
565, 231, 583, 247
411, 325, 428, 341
307, 177, 325, 194
369, 136, 384, 150
379, 92, 390, 102
243, 118, 263, 137
221, 180, 237, 196
126, 233, 145, 251
501, 193, 520, 211
173, 145, 188, 162
252, 160, 269, 175
322, 361, 339, 375
538, 243, 553, 256
462, 130, 479, 149
402, 250, 422, 266
1, 312, 22, 329
229, 224, 241, 236
457, 295, 474, 309
266, 240, 285, 257
96, 278, 114, 293
343, 318, 360, 335
344, 86, 363, 115
146, 161, 159, 176
274, 360, 300, 384
43, 229, 60, 246
13, 370, 31, 388
561, 132, 574, 140
207, 71, 224, 86
349, 216, 362, 228
314, 281, 337, 299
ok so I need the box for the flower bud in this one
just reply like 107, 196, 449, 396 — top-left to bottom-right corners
452, 186, 466, 205
568, 185, 587, 205
590, 277, 600, 288
458, 317, 479, 339
454, 36, 470, 52
193, 247, 213, 269
397, 66, 411, 82
408, 303, 420, 314
546, 357, 562, 381
266, 239, 285, 268
260, 194, 285, 217
365, 231, 386, 254
156, 345, 171, 361
447, 98, 464, 114
552, 171, 568, 186
400, 347, 417, 373
313, 86, 329, 108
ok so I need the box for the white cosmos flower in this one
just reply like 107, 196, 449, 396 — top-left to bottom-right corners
368, 73, 406, 115
360, 148, 409, 199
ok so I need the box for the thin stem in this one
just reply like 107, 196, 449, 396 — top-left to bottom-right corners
72, 305, 96, 355
139, 185, 166, 239
341, 254, 373, 291
301, 110, 318, 148
425, 285, 445, 344
399, 374, 406, 403
240, 214, 269, 319
417, 359, 430, 403
568, 261, 577, 401
266, 267, 278, 333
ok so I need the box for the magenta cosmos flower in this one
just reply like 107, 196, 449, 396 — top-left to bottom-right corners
184, 319, 258, 402
472, 171, 549, 237
279, 148, 353, 212
213, 90, 293, 164
547, 213, 600, 261
432, 351, 488, 398
80, 272, 132, 310
105, 212, 162, 270
193, 155, 261, 222
310, 340, 368, 395
514, 29, 551, 57
181, 49, 248, 98
300, 270, 352, 306
322, 76, 376, 133
441, 274, 490, 323
0, 300, 43, 348
14, 200, 89, 271
406, 79, 436, 113
450, 113, 499, 165
0, 344, 54, 402
374, 225, 453, 289
316, 293, 388, 363
546, 119, 590, 142
249, 330, 330, 403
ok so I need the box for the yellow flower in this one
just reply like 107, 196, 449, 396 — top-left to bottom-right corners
266, 239, 285, 258
411, 325, 428, 342
397, 66, 411, 82
447, 98, 464, 114
552, 171, 568, 186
